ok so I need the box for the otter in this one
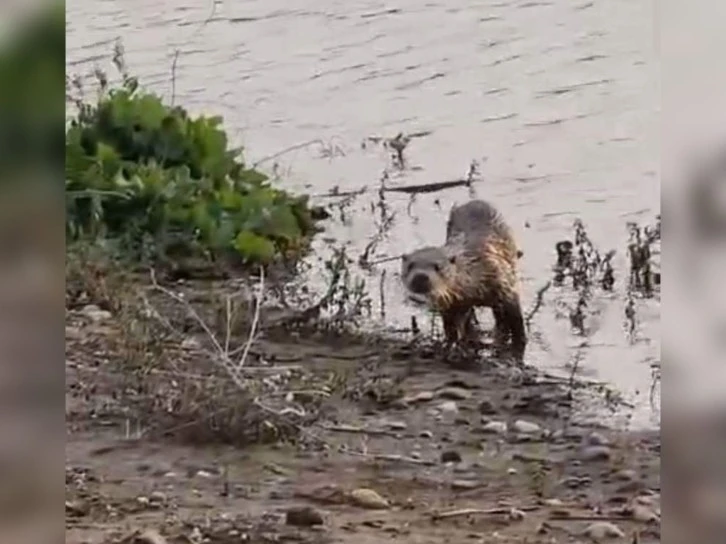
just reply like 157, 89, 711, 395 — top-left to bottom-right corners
401, 199, 526, 360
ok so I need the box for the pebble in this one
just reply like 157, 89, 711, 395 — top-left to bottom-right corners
583, 521, 625, 540
81, 304, 112, 323
508, 508, 526, 521
286, 506, 324, 527
436, 387, 472, 401
451, 480, 479, 490
349, 488, 390, 510
134, 529, 168, 544
630, 503, 660, 523
438, 401, 459, 414
478, 399, 497, 414
613, 469, 637, 481
440, 450, 462, 464
385, 420, 408, 431
511, 420, 542, 435
580, 446, 612, 462
481, 421, 507, 434
149, 491, 167, 503
507, 467, 517, 475
403, 391, 435, 404
419, 430, 433, 439
586, 431, 609, 446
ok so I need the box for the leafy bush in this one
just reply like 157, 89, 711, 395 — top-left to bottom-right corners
66, 44, 326, 268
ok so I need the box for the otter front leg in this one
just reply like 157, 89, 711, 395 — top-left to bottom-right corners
493, 296, 527, 361
440, 307, 473, 344
441, 309, 463, 344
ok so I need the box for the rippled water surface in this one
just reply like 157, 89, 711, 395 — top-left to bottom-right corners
66, 0, 660, 428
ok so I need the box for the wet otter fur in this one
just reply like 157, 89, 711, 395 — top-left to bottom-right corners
401, 199, 526, 360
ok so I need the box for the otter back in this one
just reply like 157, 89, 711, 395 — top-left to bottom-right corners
445, 199, 513, 247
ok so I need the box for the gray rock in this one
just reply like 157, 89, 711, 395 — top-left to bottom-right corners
81, 304, 112, 323
438, 401, 459, 414
583, 521, 624, 539
481, 421, 507, 434
586, 431, 609, 446
385, 420, 408, 431
511, 419, 542, 435
436, 387, 472, 401
478, 399, 497, 414
451, 480, 479, 490
441, 450, 462, 464
580, 446, 612, 462
286, 506, 324, 526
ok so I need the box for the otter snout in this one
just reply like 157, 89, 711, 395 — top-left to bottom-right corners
408, 273, 432, 295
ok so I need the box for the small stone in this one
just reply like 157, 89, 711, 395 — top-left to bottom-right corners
586, 431, 609, 446
542, 498, 563, 507
436, 387, 472, 401
441, 450, 462, 464
349, 488, 390, 509
536, 521, 551, 534
511, 420, 542, 435
134, 529, 168, 544
630, 503, 660, 523
136, 496, 150, 506
634, 494, 658, 507
580, 446, 612, 462
508, 508, 526, 521
478, 399, 497, 414
81, 304, 112, 323
482, 421, 507, 434
385, 420, 407, 431
196, 470, 215, 478
149, 491, 167, 503
583, 521, 625, 540
438, 401, 459, 413
286, 506, 324, 527
507, 467, 517, 475
403, 391, 435, 404
451, 480, 479, 490
613, 469, 637, 481
419, 430, 433, 439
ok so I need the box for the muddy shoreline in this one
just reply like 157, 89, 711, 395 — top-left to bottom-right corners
65, 278, 660, 544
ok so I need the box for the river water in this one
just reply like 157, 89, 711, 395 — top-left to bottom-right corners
66, 0, 660, 429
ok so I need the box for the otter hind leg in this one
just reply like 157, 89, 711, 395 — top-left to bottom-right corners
493, 295, 527, 362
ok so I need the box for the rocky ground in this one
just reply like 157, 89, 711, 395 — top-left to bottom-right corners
65, 276, 660, 544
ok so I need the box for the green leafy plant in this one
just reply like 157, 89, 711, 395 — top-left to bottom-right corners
65, 42, 326, 268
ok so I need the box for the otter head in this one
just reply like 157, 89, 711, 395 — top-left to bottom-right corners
401, 246, 458, 309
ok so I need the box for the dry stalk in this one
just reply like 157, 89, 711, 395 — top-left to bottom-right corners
146, 267, 264, 390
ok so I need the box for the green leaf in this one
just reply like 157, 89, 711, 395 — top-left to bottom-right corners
233, 231, 275, 263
